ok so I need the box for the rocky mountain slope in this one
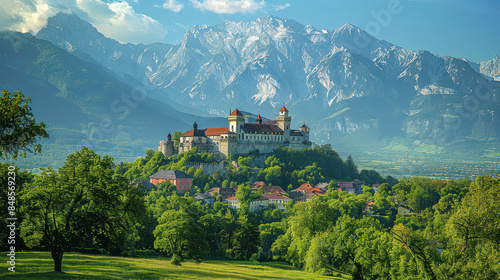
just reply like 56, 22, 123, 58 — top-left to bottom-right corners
0, 31, 224, 168
35, 14, 500, 148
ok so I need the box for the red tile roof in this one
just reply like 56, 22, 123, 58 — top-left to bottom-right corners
182, 127, 229, 137
252, 181, 267, 188
182, 129, 206, 137
293, 183, 314, 193
204, 127, 228, 136
279, 106, 288, 112
260, 185, 286, 194
309, 187, 325, 193
256, 114, 262, 120
230, 109, 243, 116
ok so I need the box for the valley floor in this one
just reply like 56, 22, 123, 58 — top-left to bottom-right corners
0, 252, 345, 279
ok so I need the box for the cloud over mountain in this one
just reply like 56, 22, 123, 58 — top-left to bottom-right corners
0, 0, 167, 44
190, 0, 265, 14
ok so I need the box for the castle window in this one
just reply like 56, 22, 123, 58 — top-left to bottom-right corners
231, 125, 234, 131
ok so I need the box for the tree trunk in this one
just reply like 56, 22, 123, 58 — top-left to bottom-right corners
51, 245, 64, 272
171, 254, 182, 266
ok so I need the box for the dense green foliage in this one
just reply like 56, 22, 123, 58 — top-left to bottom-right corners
270, 176, 500, 279
14, 145, 499, 278
0, 90, 49, 159
20, 147, 145, 272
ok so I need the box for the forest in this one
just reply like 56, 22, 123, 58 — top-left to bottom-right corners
1, 144, 499, 279
1, 91, 499, 279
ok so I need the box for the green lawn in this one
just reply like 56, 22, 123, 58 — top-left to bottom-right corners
1, 252, 345, 279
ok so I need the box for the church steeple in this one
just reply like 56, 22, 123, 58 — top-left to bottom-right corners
167, 132, 172, 141
256, 114, 262, 124
193, 120, 198, 130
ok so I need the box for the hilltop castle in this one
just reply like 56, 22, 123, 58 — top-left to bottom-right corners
158, 106, 312, 157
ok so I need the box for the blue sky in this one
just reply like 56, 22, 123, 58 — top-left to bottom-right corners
1, 0, 499, 62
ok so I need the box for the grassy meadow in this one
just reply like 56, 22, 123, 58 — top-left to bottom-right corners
1, 252, 346, 279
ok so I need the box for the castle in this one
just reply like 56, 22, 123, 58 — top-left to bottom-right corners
158, 106, 312, 157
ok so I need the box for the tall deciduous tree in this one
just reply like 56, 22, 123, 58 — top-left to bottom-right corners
154, 209, 207, 265
20, 147, 145, 272
0, 90, 49, 158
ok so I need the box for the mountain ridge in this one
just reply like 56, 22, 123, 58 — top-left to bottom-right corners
10, 13, 500, 171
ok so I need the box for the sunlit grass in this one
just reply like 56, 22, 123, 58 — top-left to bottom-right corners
0, 251, 347, 279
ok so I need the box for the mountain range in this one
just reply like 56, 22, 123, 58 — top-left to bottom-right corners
2, 13, 500, 173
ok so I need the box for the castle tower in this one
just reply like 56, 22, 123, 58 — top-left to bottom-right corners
228, 108, 245, 139
277, 106, 291, 142
158, 132, 174, 157
256, 114, 262, 124
299, 122, 309, 142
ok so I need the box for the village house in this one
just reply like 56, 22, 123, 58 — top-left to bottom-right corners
224, 196, 269, 212
262, 193, 292, 210
290, 183, 326, 202
252, 181, 286, 194
252, 181, 267, 189
207, 187, 236, 199
397, 205, 417, 216
149, 170, 193, 193
194, 193, 216, 205
292, 183, 315, 193
314, 182, 329, 192
372, 184, 381, 192
365, 201, 375, 215
336, 179, 364, 194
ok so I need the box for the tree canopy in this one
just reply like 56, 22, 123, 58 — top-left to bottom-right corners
21, 147, 145, 272
0, 90, 49, 158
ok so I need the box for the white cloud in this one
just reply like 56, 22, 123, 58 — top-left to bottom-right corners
77, 0, 167, 44
162, 0, 184, 12
76, 0, 167, 44
0, 0, 167, 44
272, 3, 290, 11
0, 0, 60, 33
191, 0, 265, 14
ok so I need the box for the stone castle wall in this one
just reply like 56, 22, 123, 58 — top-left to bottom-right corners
185, 162, 225, 175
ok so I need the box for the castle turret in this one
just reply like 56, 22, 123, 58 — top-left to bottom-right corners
158, 132, 174, 157
299, 123, 309, 142
256, 114, 262, 124
276, 106, 291, 142
228, 109, 245, 140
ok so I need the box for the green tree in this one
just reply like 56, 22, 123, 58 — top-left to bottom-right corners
346, 155, 358, 179
172, 131, 183, 153
0, 164, 32, 251
0, 90, 49, 158
305, 216, 393, 279
230, 214, 260, 260
154, 209, 207, 265
297, 163, 324, 185
235, 182, 262, 213
20, 147, 145, 272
